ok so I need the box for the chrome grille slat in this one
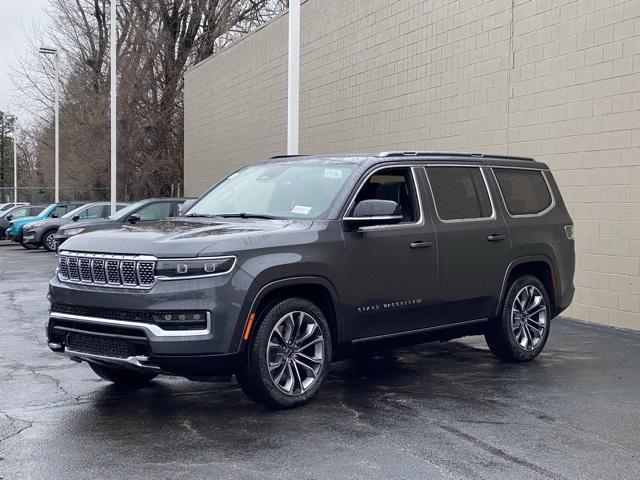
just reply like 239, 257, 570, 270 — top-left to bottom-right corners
57, 252, 157, 289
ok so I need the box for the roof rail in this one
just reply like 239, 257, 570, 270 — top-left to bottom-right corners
270, 154, 311, 160
378, 151, 534, 161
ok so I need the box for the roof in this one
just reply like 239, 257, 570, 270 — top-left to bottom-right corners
267, 151, 547, 169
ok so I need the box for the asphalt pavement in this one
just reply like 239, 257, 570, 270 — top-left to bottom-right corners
0, 242, 639, 480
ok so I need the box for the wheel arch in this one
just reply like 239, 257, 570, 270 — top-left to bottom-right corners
239, 276, 343, 354
496, 256, 558, 317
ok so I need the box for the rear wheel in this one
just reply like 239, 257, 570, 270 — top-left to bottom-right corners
236, 298, 332, 409
42, 230, 58, 252
485, 275, 551, 362
89, 363, 157, 385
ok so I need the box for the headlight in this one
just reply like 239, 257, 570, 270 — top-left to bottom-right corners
63, 227, 85, 236
155, 256, 236, 279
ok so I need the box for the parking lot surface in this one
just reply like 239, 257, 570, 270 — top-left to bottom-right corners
0, 242, 639, 480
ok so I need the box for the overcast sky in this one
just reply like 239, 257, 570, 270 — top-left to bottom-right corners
0, 0, 51, 119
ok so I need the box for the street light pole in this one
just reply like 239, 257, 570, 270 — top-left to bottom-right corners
39, 47, 60, 203
13, 123, 17, 203
287, 0, 300, 155
110, 0, 117, 214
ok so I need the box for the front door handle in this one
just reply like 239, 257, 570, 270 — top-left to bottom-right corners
487, 234, 506, 242
410, 241, 432, 249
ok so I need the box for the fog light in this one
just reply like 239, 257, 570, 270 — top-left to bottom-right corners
151, 311, 209, 330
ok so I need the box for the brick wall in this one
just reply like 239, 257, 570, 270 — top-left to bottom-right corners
184, 0, 640, 329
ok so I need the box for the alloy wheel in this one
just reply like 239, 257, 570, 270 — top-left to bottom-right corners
266, 311, 325, 395
511, 285, 547, 351
45, 233, 57, 251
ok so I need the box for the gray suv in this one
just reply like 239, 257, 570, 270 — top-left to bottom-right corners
47, 152, 575, 408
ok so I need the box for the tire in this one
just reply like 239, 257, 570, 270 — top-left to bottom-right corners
236, 297, 332, 409
42, 230, 58, 252
485, 275, 551, 362
89, 363, 157, 385
20, 239, 39, 250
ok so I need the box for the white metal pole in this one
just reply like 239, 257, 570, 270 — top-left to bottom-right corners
13, 125, 17, 203
110, 0, 117, 214
54, 54, 60, 202
287, 0, 300, 155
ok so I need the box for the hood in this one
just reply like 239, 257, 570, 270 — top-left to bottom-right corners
23, 217, 66, 231
60, 217, 314, 257
9, 216, 38, 230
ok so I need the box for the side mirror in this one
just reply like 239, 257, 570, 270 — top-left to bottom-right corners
127, 214, 141, 224
72, 215, 80, 222
6, 215, 12, 221
51, 212, 58, 218
343, 199, 403, 231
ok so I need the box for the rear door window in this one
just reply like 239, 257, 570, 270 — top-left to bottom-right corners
493, 168, 552, 215
426, 167, 493, 221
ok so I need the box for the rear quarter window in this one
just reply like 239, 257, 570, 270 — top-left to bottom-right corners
493, 168, 552, 215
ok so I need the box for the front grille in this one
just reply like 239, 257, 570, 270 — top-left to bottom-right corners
67, 333, 133, 359
57, 252, 157, 289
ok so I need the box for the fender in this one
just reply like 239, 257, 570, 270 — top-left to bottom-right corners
236, 275, 344, 351
495, 254, 557, 317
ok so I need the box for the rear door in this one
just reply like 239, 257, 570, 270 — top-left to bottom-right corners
424, 165, 511, 322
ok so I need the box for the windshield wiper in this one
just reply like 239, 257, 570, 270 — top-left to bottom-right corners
184, 213, 219, 218
216, 213, 284, 220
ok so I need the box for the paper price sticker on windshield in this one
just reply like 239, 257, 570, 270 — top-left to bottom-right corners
324, 169, 343, 179
292, 205, 312, 215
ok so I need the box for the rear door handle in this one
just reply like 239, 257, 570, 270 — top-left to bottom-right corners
487, 234, 506, 242
410, 241, 432, 249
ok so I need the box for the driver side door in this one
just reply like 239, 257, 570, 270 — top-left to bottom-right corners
342, 166, 439, 341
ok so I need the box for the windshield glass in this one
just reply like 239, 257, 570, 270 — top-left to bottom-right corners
188, 163, 355, 220
109, 200, 147, 221
37, 204, 56, 219
62, 204, 90, 219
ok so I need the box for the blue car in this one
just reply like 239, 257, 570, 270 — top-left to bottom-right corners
6, 202, 87, 248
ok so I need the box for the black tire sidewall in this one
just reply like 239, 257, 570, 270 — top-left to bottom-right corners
499, 275, 551, 361
242, 297, 332, 409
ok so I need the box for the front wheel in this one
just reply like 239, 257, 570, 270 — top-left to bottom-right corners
236, 298, 332, 409
89, 363, 157, 385
42, 230, 58, 252
485, 275, 551, 362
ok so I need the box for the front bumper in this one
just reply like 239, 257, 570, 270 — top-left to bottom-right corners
47, 269, 253, 376
21, 230, 41, 246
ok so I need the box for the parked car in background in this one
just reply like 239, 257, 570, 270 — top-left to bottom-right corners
55, 197, 193, 247
6, 202, 87, 248
22, 202, 129, 251
0, 202, 28, 214
47, 152, 574, 409
0, 204, 47, 240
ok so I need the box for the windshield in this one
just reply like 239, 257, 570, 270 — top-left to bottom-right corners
62, 204, 91, 219
37, 204, 57, 219
188, 163, 355, 220
109, 200, 147, 221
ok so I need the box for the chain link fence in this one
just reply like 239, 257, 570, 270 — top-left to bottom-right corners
0, 187, 110, 204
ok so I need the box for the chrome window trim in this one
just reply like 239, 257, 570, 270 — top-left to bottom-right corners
49, 311, 212, 337
491, 168, 556, 218
341, 165, 425, 231
424, 165, 497, 224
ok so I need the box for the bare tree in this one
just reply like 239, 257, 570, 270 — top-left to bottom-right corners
11, 0, 286, 200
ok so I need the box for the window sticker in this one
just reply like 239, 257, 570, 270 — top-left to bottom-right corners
324, 169, 343, 179
292, 205, 312, 215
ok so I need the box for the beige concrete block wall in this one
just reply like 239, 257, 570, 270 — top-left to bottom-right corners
184, 0, 640, 329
